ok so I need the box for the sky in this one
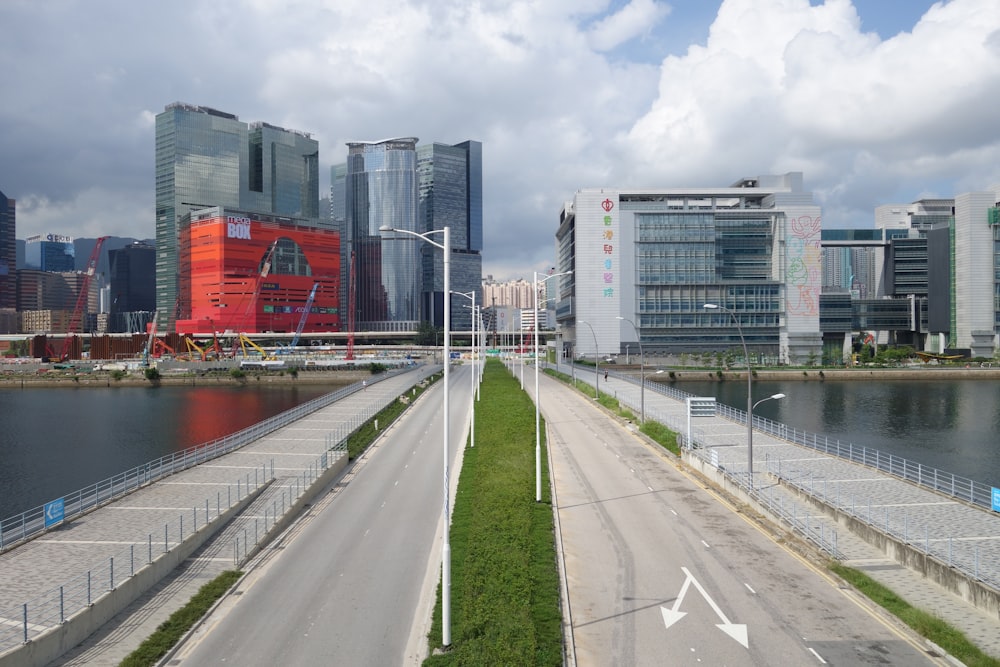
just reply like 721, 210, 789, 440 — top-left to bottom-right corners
2, 0, 999, 281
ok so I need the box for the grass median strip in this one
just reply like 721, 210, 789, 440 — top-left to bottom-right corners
424, 359, 562, 665
119, 569, 243, 667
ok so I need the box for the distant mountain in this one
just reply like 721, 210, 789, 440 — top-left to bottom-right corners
16, 237, 155, 277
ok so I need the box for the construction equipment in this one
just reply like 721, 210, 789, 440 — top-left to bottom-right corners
281, 282, 319, 352
59, 236, 108, 361
143, 310, 159, 366
236, 332, 277, 360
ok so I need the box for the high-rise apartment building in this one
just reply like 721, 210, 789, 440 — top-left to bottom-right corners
155, 102, 320, 332
334, 139, 483, 332
0, 190, 14, 311
24, 234, 75, 272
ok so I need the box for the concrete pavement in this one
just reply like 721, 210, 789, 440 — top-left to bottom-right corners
558, 360, 1000, 660
0, 366, 432, 666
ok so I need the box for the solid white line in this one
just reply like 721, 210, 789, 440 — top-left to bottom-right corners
807, 647, 827, 664
744, 583, 756, 594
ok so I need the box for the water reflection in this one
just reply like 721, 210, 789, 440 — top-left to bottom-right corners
660, 378, 1000, 486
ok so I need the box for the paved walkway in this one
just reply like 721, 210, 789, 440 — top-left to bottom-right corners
562, 361, 1000, 660
0, 366, 432, 666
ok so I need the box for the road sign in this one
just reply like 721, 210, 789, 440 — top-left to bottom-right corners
992, 487, 1000, 513
44, 498, 65, 527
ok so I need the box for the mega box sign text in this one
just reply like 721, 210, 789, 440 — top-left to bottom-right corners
227, 216, 252, 240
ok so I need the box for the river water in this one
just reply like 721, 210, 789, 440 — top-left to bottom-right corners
3, 377, 998, 521
659, 377, 1000, 488
0, 384, 333, 518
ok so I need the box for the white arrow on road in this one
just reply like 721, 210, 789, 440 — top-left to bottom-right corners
660, 566, 749, 649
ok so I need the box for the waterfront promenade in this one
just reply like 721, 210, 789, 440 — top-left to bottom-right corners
575, 361, 1000, 660
0, 366, 432, 666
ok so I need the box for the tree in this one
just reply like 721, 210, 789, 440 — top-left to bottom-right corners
415, 320, 442, 346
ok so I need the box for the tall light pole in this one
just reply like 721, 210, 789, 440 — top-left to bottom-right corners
704, 302, 763, 490
534, 269, 572, 502
381, 224, 453, 647
578, 320, 599, 399
616, 316, 646, 423
453, 291, 476, 448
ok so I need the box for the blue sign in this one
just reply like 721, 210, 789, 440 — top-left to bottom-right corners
44, 498, 65, 527
993, 487, 1000, 513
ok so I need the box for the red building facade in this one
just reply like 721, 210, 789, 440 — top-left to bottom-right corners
176, 209, 340, 334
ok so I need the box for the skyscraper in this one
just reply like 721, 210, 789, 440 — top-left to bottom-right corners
155, 102, 320, 332
344, 138, 420, 331
417, 140, 483, 332
24, 234, 75, 272
0, 190, 14, 310
109, 242, 156, 332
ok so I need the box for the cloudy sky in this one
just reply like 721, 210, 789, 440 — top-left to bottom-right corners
2, 0, 999, 280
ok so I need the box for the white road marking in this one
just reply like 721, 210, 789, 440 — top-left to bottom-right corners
701, 540, 711, 548
670, 509, 678, 516
807, 647, 827, 663
744, 583, 756, 594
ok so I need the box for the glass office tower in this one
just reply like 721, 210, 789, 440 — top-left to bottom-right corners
155, 102, 320, 332
417, 141, 483, 332
24, 234, 75, 272
345, 138, 420, 331
0, 190, 14, 310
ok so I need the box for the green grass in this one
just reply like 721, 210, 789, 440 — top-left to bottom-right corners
830, 564, 1000, 667
424, 359, 562, 665
119, 569, 243, 667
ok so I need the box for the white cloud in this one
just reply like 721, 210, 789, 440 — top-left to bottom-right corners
2, 0, 999, 281
587, 0, 672, 52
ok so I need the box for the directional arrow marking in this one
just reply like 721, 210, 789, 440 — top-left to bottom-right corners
659, 566, 749, 649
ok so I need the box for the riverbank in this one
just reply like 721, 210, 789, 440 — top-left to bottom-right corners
641, 366, 1000, 382
0, 368, 371, 388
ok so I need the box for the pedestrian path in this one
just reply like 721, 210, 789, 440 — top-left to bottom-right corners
0, 366, 432, 666
562, 362, 1000, 660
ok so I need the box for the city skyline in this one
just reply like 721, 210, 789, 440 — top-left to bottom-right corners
2, 0, 999, 281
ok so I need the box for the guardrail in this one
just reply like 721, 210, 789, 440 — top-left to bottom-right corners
0, 370, 400, 552
562, 363, 998, 568
0, 366, 424, 659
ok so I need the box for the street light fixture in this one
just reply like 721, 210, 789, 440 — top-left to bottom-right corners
453, 291, 476, 449
380, 224, 453, 647
534, 269, 572, 502
703, 302, 782, 490
616, 316, 647, 423
578, 320, 599, 399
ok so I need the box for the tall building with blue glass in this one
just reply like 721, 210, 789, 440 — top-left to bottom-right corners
0, 190, 15, 310
417, 140, 483, 332
24, 234, 75, 272
155, 102, 319, 332
336, 139, 483, 332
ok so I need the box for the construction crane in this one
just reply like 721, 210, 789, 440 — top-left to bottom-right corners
143, 310, 159, 367
60, 236, 109, 361
346, 250, 356, 361
285, 283, 319, 350
230, 240, 280, 358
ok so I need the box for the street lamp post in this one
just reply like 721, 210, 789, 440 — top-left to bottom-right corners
534, 270, 572, 502
453, 291, 476, 448
381, 225, 453, 647
578, 320, 599, 399
616, 316, 646, 423
703, 303, 783, 490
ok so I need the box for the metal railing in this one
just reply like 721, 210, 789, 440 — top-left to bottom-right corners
0, 366, 424, 657
0, 372, 399, 552
565, 364, 998, 571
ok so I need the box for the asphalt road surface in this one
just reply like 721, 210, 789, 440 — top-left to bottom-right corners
538, 372, 944, 666
171, 364, 473, 665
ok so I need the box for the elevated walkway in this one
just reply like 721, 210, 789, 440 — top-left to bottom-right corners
0, 366, 433, 666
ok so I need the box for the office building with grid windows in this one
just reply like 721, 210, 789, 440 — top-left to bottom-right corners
155, 102, 319, 332
554, 173, 822, 364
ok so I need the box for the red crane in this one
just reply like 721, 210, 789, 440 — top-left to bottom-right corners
345, 250, 356, 361
60, 236, 108, 361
